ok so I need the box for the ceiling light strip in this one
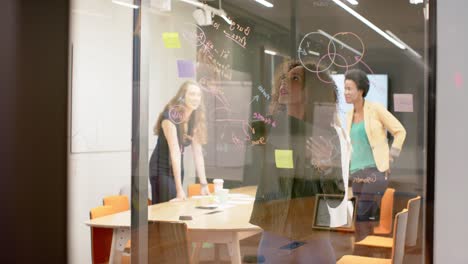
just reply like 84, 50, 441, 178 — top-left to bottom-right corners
332, 0, 406, 50
112, 0, 139, 9
385, 30, 422, 59
264, 49, 277, 55
254, 0, 274, 8
346, 0, 359, 5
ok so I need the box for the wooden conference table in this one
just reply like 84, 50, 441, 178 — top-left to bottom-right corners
86, 186, 262, 264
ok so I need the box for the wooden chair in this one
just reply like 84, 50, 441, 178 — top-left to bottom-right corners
103, 195, 129, 212
355, 196, 421, 250
373, 188, 395, 235
103, 195, 132, 252
405, 196, 421, 247
90, 205, 130, 264
148, 221, 192, 264
187, 183, 215, 197
337, 209, 408, 264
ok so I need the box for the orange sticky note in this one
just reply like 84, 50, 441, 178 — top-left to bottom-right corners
275, 149, 294, 169
162, 32, 181, 48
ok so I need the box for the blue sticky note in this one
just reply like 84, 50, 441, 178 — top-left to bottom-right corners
177, 60, 195, 78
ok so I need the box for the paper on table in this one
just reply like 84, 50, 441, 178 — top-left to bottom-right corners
228, 193, 252, 198
227, 200, 251, 205
230, 197, 255, 202
275, 149, 294, 169
217, 204, 235, 209
394, 93, 413, 112
162, 32, 181, 48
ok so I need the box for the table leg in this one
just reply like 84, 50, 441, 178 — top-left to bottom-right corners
227, 232, 241, 264
109, 227, 131, 264
191, 242, 202, 264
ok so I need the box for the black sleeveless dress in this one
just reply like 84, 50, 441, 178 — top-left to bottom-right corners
149, 111, 194, 204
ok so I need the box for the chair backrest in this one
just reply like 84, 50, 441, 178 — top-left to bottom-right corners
148, 221, 191, 264
405, 196, 421, 247
187, 183, 215, 197
103, 195, 130, 212
374, 188, 395, 234
89, 205, 120, 264
391, 209, 408, 264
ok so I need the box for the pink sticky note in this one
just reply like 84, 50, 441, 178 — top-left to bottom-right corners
177, 60, 195, 78
393, 94, 413, 112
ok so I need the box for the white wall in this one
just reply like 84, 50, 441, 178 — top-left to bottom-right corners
68, 1, 198, 263
435, 0, 468, 263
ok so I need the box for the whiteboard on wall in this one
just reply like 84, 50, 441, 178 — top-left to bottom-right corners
70, 5, 133, 153
331, 74, 388, 127
71, 3, 197, 153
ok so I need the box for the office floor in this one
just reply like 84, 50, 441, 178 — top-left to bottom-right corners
197, 228, 423, 264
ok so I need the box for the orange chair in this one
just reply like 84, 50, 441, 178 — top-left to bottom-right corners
103, 195, 129, 212
338, 209, 409, 264
187, 183, 215, 197
103, 195, 133, 252
355, 196, 421, 251
373, 188, 395, 235
90, 205, 130, 264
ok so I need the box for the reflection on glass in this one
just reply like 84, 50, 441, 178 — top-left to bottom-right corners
71, 0, 430, 263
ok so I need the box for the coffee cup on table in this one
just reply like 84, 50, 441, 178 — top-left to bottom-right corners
213, 179, 224, 193
216, 188, 229, 204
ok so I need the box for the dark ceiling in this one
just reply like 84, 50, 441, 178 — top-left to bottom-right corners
220, 0, 426, 54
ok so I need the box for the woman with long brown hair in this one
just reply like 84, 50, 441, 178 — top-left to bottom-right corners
149, 81, 210, 204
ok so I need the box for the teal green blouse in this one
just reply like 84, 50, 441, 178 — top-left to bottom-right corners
350, 121, 376, 173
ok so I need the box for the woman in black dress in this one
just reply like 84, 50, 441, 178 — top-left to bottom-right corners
248, 61, 349, 263
150, 81, 210, 204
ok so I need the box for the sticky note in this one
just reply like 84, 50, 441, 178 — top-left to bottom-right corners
393, 94, 413, 112
275, 149, 294, 169
162, 32, 181, 48
177, 60, 195, 78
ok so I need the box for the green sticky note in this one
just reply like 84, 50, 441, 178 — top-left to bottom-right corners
275, 149, 294, 169
162, 32, 181, 48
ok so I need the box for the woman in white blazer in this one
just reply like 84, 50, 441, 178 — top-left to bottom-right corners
344, 69, 406, 241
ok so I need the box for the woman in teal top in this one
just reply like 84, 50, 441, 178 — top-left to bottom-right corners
350, 121, 377, 173
344, 69, 406, 241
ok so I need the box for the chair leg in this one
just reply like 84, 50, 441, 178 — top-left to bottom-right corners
214, 243, 220, 262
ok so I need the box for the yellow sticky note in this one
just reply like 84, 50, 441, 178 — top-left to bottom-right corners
275, 149, 294, 169
162, 32, 181, 48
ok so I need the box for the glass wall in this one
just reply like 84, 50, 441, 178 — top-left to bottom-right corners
74, 0, 431, 263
